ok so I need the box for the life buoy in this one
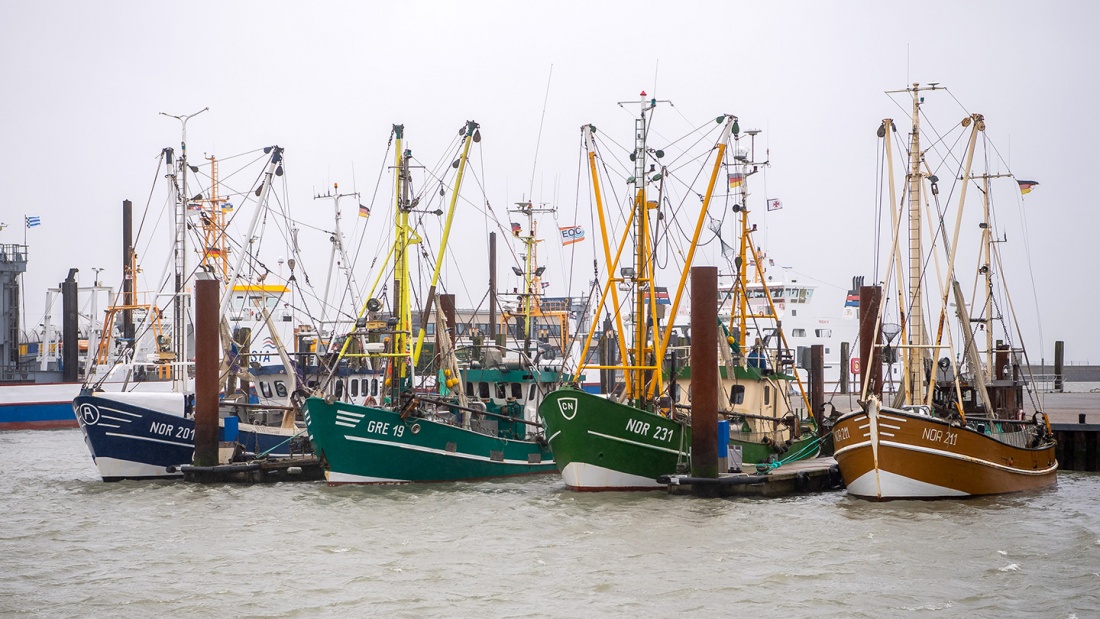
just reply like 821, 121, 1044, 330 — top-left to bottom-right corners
850, 357, 861, 375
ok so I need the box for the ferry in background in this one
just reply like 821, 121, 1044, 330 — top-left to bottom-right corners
732, 267, 865, 391
0, 248, 118, 430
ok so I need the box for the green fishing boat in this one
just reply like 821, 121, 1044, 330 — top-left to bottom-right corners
540, 94, 819, 491
538, 94, 732, 490
303, 122, 556, 484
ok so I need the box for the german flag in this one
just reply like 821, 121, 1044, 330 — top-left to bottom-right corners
1016, 179, 1039, 195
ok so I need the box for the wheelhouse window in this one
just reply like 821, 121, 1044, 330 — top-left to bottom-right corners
730, 384, 745, 405
259, 381, 273, 398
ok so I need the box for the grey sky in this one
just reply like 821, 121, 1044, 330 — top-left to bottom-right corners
1, 1, 1095, 363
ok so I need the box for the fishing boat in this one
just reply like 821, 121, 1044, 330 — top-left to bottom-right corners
832, 84, 1057, 499
539, 94, 738, 490
303, 122, 556, 484
75, 123, 310, 481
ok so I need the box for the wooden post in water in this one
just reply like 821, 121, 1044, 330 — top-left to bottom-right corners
61, 269, 79, 382
193, 274, 220, 467
839, 341, 850, 394
858, 285, 883, 397
690, 266, 718, 481
1054, 340, 1064, 393
810, 344, 825, 431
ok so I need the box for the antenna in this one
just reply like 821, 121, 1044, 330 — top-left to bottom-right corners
527, 64, 554, 203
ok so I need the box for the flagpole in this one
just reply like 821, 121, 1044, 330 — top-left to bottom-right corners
21, 214, 26, 352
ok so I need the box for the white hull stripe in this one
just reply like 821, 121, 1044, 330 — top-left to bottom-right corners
98, 406, 143, 418
835, 439, 1057, 476
587, 430, 684, 455
343, 434, 552, 467
104, 431, 192, 449
100, 415, 133, 424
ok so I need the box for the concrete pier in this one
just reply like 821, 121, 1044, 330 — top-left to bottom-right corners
1045, 391, 1100, 472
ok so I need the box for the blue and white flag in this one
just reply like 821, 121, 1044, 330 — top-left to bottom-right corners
25, 216, 41, 228
560, 225, 585, 245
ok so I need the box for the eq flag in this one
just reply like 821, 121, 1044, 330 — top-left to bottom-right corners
560, 225, 585, 245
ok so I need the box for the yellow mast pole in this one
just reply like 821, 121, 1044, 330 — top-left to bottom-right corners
655, 116, 735, 359
412, 120, 477, 364
391, 125, 412, 397
581, 124, 630, 390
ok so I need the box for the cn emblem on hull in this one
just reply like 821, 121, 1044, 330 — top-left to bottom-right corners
558, 397, 578, 420
78, 403, 100, 426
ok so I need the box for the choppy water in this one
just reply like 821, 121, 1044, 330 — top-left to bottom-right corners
2, 429, 1099, 618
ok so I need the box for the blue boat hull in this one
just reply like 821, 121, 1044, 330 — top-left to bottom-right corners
74, 392, 301, 481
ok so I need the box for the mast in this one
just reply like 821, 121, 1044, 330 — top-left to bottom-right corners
884, 83, 940, 404
390, 124, 413, 402
905, 84, 927, 404
509, 200, 554, 357
629, 92, 653, 405
160, 107, 207, 391
315, 182, 362, 342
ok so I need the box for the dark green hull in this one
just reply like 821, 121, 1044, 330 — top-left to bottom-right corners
539, 388, 821, 490
304, 397, 555, 484
539, 388, 689, 490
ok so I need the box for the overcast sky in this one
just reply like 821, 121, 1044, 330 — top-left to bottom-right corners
1, 1, 1096, 363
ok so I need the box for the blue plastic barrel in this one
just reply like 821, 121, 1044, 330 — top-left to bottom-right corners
222, 416, 240, 442
717, 419, 729, 458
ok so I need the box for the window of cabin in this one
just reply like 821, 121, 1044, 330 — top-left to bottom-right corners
274, 381, 287, 398
466, 381, 474, 397
815, 329, 833, 338
511, 383, 523, 399
764, 385, 771, 405
334, 380, 343, 398
351, 379, 359, 397
495, 383, 507, 400
730, 384, 745, 405
479, 382, 490, 399
792, 328, 807, 337
371, 378, 379, 396
528, 384, 537, 401
260, 381, 273, 398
